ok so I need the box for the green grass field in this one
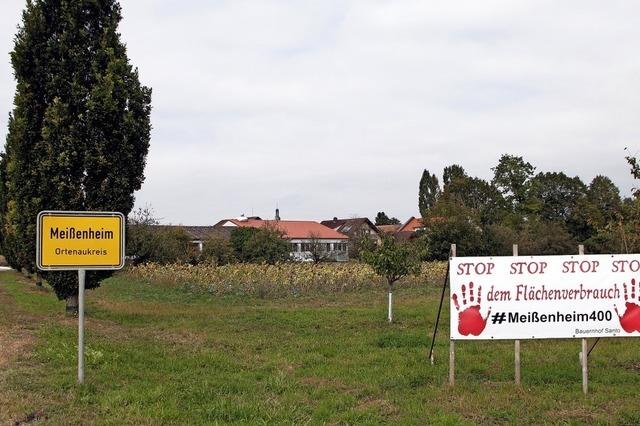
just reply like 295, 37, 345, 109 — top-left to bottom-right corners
1, 269, 640, 425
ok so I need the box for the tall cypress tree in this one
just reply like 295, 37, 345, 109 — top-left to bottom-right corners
418, 169, 440, 218
1, 0, 151, 312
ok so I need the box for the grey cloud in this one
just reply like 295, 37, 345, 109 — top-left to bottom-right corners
0, 0, 639, 224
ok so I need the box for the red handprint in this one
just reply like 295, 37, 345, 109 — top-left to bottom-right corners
452, 282, 491, 336
614, 278, 640, 333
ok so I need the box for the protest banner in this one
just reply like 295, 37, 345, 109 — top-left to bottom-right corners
450, 254, 640, 340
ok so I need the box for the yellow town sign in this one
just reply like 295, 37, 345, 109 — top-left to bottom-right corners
37, 211, 125, 270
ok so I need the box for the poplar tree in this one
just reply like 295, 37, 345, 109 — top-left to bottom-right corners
418, 169, 440, 218
1, 0, 151, 312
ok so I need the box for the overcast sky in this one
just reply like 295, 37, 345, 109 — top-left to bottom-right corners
1, 1, 639, 225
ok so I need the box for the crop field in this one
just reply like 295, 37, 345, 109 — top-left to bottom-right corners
126, 262, 448, 297
1, 267, 640, 424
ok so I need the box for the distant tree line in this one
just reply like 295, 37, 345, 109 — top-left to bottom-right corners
417, 153, 640, 259
127, 152, 640, 267
375, 212, 400, 226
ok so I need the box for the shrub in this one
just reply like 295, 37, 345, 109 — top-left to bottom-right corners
516, 221, 577, 255
200, 237, 235, 266
231, 227, 290, 264
421, 217, 485, 260
127, 225, 193, 264
229, 227, 255, 258
482, 224, 519, 256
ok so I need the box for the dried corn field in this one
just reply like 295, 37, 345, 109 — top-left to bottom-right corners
125, 262, 448, 298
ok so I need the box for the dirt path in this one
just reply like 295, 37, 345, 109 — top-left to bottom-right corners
0, 279, 35, 367
0, 324, 33, 367
0, 273, 41, 425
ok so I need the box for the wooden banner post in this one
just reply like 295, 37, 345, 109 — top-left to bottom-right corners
449, 244, 456, 387
578, 244, 588, 394
513, 244, 521, 386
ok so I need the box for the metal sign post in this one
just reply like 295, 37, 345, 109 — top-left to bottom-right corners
36, 211, 124, 385
78, 269, 86, 383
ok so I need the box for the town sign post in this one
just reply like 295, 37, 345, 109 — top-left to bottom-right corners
37, 211, 125, 384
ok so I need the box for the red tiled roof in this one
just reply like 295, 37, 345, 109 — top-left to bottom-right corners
214, 219, 348, 240
398, 216, 424, 233
394, 216, 426, 241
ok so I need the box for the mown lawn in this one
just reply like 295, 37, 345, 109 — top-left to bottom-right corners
1, 270, 640, 425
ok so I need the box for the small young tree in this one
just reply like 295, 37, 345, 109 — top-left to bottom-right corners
362, 236, 421, 322
307, 232, 330, 263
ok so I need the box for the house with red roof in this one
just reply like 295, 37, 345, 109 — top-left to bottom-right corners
395, 216, 426, 241
320, 217, 382, 257
320, 217, 381, 244
213, 213, 349, 261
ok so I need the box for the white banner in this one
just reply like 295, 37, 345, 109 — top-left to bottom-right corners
450, 254, 640, 340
